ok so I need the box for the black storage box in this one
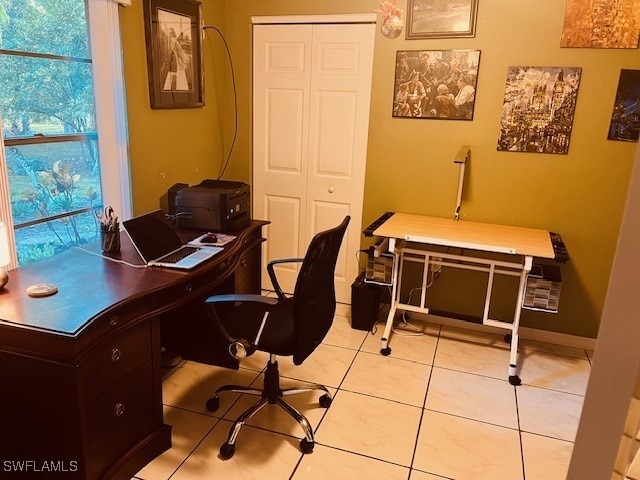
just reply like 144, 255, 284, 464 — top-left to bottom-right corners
523, 263, 562, 313
351, 273, 381, 331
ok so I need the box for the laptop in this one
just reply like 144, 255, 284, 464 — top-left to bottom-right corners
123, 210, 222, 269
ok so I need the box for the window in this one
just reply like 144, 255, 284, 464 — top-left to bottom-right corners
0, 0, 131, 267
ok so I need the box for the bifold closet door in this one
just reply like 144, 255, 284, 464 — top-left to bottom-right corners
253, 21, 374, 303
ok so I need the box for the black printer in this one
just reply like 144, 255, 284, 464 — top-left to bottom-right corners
174, 179, 250, 232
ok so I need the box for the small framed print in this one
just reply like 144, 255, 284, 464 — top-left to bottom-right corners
406, 0, 478, 39
143, 0, 204, 109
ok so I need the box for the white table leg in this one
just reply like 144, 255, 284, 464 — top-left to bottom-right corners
380, 248, 401, 355
507, 256, 533, 386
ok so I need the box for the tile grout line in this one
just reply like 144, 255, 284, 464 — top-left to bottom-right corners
286, 321, 366, 479
406, 323, 442, 479
162, 365, 266, 480
515, 382, 527, 480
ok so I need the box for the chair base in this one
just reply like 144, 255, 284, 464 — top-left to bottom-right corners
206, 355, 332, 459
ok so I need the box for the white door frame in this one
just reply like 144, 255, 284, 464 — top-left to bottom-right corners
251, 14, 377, 26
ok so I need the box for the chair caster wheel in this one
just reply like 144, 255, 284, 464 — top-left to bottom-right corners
219, 442, 235, 460
206, 396, 220, 412
380, 347, 391, 356
509, 375, 521, 386
300, 438, 314, 454
504, 334, 512, 343
319, 393, 332, 408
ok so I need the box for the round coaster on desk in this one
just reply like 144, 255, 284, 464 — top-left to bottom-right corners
26, 283, 58, 298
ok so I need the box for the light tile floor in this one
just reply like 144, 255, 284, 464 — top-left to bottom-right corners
133, 303, 591, 480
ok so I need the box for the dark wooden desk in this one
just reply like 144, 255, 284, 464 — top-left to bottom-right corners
0, 220, 267, 479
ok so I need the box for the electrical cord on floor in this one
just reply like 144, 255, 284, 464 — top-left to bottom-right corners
369, 290, 390, 336
369, 255, 445, 337
388, 286, 423, 337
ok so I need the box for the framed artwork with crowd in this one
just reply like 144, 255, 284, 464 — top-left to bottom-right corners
392, 49, 481, 120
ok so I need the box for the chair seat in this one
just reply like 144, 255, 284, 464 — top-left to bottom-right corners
221, 299, 296, 357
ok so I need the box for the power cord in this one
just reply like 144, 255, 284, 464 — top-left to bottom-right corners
72, 247, 148, 269
394, 286, 424, 336
203, 25, 238, 181
355, 248, 370, 275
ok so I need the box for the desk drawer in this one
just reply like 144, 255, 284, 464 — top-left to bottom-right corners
80, 298, 150, 352
235, 244, 260, 294
80, 321, 151, 402
87, 362, 155, 479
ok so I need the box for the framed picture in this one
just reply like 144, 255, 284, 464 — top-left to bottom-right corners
497, 66, 582, 154
406, 0, 478, 39
143, 0, 203, 109
392, 49, 481, 120
608, 69, 640, 142
561, 0, 640, 49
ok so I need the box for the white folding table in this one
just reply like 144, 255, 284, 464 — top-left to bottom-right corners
373, 213, 556, 385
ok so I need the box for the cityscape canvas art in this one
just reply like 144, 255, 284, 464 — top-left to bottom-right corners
608, 69, 640, 142
497, 66, 582, 154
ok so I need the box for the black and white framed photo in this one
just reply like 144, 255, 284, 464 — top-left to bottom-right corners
392, 49, 480, 120
143, 0, 204, 109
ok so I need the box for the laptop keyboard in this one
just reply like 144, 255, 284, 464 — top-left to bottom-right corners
156, 246, 200, 264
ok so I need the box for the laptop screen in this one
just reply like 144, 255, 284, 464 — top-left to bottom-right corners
123, 210, 184, 262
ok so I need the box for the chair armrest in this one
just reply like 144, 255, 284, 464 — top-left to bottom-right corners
204, 294, 277, 360
205, 294, 278, 306
267, 258, 304, 299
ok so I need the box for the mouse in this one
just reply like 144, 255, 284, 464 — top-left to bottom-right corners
200, 234, 218, 244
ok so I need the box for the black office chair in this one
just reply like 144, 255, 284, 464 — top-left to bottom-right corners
203, 216, 350, 459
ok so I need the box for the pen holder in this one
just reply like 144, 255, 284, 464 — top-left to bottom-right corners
101, 229, 121, 253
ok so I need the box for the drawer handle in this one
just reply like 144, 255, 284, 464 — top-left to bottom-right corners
185, 283, 193, 292
240, 259, 247, 268
115, 402, 125, 417
109, 316, 118, 326
111, 348, 121, 362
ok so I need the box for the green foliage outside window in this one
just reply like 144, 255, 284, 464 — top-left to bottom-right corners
0, 0, 104, 265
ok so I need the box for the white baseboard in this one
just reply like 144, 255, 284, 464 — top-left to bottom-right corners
408, 311, 597, 351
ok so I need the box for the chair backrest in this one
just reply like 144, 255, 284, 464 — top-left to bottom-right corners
291, 216, 350, 365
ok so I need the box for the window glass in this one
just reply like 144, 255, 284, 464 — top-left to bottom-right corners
6, 140, 102, 220
0, 0, 90, 58
0, 0, 104, 266
0, 55, 95, 139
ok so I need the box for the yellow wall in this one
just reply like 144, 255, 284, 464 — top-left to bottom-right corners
119, 0, 640, 338
119, 0, 227, 213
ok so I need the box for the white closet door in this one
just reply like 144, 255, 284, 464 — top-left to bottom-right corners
253, 24, 312, 292
253, 20, 375, 303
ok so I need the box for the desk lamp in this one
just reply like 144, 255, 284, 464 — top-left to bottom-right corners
454, 146, 470, 220
0, 221, 10, 289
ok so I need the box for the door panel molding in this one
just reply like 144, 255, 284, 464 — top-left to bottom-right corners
253, 19, 375, 303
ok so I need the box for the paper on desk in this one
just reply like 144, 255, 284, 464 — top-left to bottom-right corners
188, 233, 237, 247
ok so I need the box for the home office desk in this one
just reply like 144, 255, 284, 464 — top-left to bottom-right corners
0, 220, 267, 480
372, 212, 558, 385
